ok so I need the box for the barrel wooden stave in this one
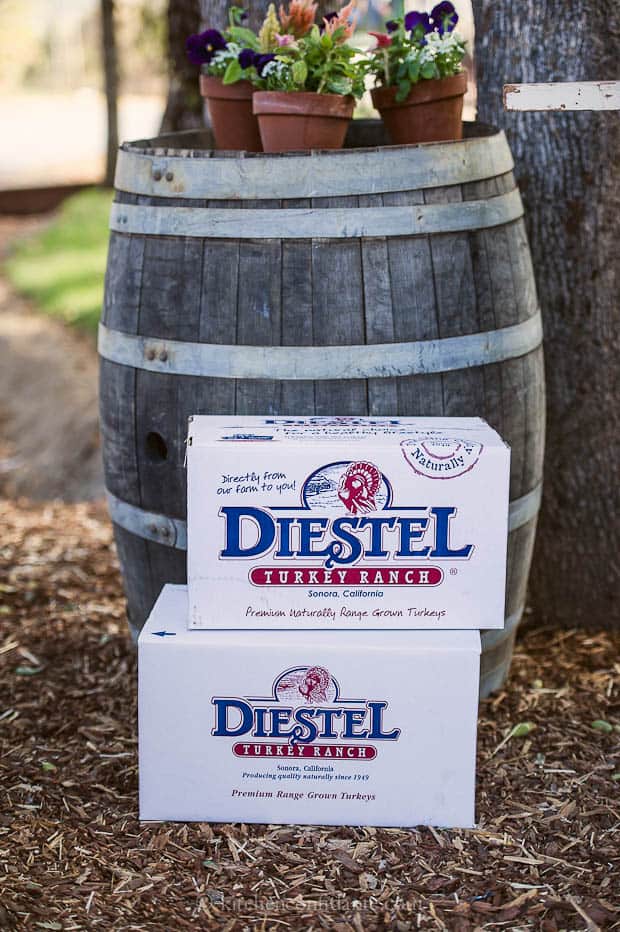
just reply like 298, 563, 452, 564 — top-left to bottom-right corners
100, 125, 545, 695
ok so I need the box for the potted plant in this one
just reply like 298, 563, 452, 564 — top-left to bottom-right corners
367, 2, 467, 145
186, 7, 263, 152
247, 1, 365, 152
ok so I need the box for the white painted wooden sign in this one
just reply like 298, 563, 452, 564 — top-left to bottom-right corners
503, 80, 620, 112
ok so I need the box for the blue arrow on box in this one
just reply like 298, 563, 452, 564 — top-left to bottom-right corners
153, 630, 176, 638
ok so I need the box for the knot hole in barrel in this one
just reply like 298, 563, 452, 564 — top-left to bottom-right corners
145, 431, 168, 462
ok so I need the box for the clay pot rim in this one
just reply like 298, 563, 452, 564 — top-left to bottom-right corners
200, 74, 255, 100
253, 90, 355, 119
371, 72, 467, 110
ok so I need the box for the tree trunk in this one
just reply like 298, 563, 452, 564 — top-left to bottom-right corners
161, 0, 335, 133
472, 0, 620, 627
160, 0, 203, 133
101, 0, 119, 187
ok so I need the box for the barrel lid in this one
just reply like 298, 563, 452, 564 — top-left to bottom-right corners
114, 121, 513, 201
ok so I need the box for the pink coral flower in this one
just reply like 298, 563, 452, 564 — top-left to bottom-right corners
275, 32, 297, 46
278, 0, 318, 38
322, 0, 357, 40
369, 31, 392, 48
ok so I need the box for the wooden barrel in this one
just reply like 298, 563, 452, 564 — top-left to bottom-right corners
99, 121, 545, 697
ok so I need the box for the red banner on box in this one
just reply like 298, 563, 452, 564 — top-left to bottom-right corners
249, 566, 442, 586
233, 742, 377, 760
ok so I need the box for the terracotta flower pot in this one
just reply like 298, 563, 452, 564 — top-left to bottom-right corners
200, 74, 262, 152
253, 91, 355, 153
371, 72, 467, 145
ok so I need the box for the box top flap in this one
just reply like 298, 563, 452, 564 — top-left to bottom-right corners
187, 415, 508, 450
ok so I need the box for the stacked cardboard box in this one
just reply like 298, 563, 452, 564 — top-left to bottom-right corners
139, 416, 510, 827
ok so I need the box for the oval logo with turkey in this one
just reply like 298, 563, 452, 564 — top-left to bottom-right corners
302, 461, 391, 512
274, 666, 338, 705
401, 433, 483, 480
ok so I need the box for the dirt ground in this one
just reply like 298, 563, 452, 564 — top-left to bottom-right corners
1, 499, 619, 930
0, 217, 103, 502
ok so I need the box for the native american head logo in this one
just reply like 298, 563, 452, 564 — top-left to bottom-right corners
337, 461, 381, 515
276, 666, 333, 704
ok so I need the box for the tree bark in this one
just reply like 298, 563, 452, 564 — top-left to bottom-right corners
101, 0, 119, 186
472, 0, 620, 627
160, 0, 203, 133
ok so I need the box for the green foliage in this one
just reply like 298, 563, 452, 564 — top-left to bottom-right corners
223, 58, 243, 84
135, 3, 167, 73
365, 15, 466, 102
509, 722, 536, 738
591, 720, 613, 734
4, 188, 111, 337
202, 8, 260, 82
227, 26, 260, 49
228, 6, 249, 28
258, 26, 366, 98
292, 60, 308, 84
196, 2, 363, 97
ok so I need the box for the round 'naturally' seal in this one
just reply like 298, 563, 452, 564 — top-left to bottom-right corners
401, 434, 483, 479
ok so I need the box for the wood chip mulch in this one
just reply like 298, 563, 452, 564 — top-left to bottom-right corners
1, 499, 618, 931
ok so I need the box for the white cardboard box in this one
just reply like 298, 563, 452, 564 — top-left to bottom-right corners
187, 416, 510, 630
139, 585, 480, 827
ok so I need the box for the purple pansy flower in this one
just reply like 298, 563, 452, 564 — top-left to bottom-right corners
254, 53, 276, 76
385, 19, 399, 32
238, 47, 256, 70
185, 28, 227, 65
404, 10, 432, 34
430, 1, 458, 34
186, 33, 210, 65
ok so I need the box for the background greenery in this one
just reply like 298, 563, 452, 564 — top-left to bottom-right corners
4, 189, 112, 336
